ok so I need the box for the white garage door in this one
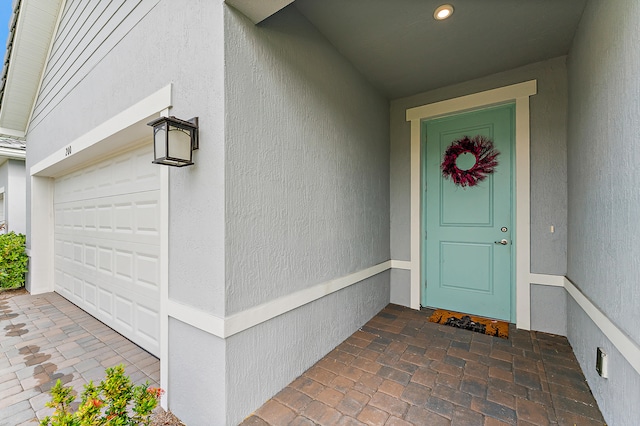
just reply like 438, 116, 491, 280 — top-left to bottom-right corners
54, 145, 161, 356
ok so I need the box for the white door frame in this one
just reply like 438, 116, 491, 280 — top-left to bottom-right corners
406, 80, 537, 329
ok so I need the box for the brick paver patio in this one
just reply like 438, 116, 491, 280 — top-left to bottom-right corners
242, 304, 606, 426
0, 291, 159, 425
1, 290, 605, 426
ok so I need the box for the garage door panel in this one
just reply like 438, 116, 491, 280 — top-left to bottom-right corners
56, 194, 160, 241
54, 144, 160, 357
56, 256, 159, 301
115, 296, 134, 330
84, 208, 97, 230
114, 204, 134, 232
55, 255, 161, 354
136, 254, 159, 289
115, 250, 134, 281
113, 158, 137, 187
85, 245, 97, 267
56, 227, 159, 248
135, 201, 161, 235
73, 243, 83, 265
55, 175, 160, 204
55, 155, 160, 204
98, 247, 114, 275
136, 304, 159, 342
85, 281, 97, 308
55, 237, 160, 275
59, 271, 71, 295
73, 277, 83, 300
98, 288, 112, 316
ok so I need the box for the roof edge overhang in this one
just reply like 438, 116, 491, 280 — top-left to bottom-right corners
0, 136, 26, 160
225, 0, 294, 24
0, 0, 64, 139
0, 147, 26, 160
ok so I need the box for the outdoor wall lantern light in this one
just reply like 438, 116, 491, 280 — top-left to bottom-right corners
147, 116, 199, 167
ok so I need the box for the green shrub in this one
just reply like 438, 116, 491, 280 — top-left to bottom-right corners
40, 364, 163, 426
0, 232, 28, 289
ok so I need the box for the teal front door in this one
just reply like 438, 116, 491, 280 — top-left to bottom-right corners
422, 104, 514, 321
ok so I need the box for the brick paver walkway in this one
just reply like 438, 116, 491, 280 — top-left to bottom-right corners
0, 291, 159, 425
242, 304, 606, 426
1, 291, 605, 426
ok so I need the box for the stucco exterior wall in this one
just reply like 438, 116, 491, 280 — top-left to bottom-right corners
222, 6, 390, 422
223, 6, 390, 315
389, 57, 568, 328
225, 273, 389, 425
168, 318, 227, 425
0, 159, 26, 234
530, 285, 566, 336
566, 0, 640, 423
0, 161, 7, 228
25, 0, 227, 317
8, 160, 26, 234
24, 0, 227, 421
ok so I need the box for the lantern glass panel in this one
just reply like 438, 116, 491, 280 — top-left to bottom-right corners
168, 125, 192, 162
153, 122, 168, 160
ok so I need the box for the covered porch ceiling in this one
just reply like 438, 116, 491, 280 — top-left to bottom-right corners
232, 0, 587, 100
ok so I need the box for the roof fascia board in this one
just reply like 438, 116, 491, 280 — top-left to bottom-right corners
0, 0, 64, 137
0, 147, 26, 159
0, 126, 25, 139
25, 0, 66, 136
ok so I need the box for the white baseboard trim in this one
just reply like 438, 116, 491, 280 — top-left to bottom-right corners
390, 260, 411, 270
167, 268, 640, 373
168, 260, 393, 339
167, 299, 225, 337
529, 273, 565, 287
224, 261, 391, 337
166, 266, 640, 376
564, 277, 640, 376
499, 272, 639, 375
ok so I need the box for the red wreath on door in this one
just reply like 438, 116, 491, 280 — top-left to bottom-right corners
441, 135, 499, 187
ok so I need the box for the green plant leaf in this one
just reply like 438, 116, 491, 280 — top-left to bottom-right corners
0, 232, 28, 289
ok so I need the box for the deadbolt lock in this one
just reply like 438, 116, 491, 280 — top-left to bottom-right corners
501, 227, 508, 232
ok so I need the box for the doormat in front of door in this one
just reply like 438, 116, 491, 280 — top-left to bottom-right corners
428, 309, 509, 339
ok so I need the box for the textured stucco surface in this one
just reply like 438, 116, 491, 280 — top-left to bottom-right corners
567, 299, 640, 425
226, 273, 389, 425
0, 161, 8, 223
24, 0, 228, 419
390, 269, 410, 306
566, 0, 640, 423
169, 318, 226, 425
389, 57, 568, 313
224, 6, 390, 315
25, 0, 227, 317
0, 159, 26, 234
222, 6, 391, 423
530, 285, 566, 336
0, 161, 6, 187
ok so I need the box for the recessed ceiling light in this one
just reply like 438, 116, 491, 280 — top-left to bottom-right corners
434, 4, 454, 20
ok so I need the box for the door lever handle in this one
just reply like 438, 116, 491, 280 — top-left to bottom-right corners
495, 239, 508, 245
